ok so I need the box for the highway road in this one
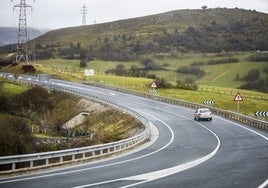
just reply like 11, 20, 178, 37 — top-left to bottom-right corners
0, 76, 267, 188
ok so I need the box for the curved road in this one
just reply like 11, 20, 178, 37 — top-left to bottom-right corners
0, 77, 267, 188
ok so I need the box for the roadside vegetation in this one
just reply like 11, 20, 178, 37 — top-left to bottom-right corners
0, 8, 267, 157
0, 81, 143, 156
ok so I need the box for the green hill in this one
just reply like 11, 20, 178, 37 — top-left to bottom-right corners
31, 8, 268, 60
2, 8, 267, 60
1, 8, 267, 92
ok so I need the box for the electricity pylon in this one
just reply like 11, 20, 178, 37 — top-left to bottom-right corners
81, 3, 88, 26
12, 0, 34, 63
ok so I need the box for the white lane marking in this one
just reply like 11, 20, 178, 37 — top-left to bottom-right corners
41, 83, 268, 187
258, 179, 268, 188
108, 92, 117, 96
54, 82, 110, 97
72, 113, 221, 188
214, 116, 268, 188
216, 116, 268, 141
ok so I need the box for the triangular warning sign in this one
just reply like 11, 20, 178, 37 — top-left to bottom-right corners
234, 92, 243, 101
151, 82, 157, 88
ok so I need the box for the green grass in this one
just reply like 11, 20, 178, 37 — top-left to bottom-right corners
36, 51, 267, 89
34, 133, 54, 138
89, 75, 151, 88
0, 81, 28, 96
35, 51, 268, 87
156, 87, 268, 117
1, 51, 267, 120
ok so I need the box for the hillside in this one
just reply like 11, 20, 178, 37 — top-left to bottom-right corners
0, 8, 267, 92
1, 8, 268, 60
15, 8, 268, 61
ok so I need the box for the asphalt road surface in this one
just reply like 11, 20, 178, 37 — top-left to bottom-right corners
0, 77, 267, 188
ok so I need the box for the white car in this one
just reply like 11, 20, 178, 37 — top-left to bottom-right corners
194, 108, 212, 121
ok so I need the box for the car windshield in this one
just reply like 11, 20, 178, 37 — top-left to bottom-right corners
200, 109, 210, 113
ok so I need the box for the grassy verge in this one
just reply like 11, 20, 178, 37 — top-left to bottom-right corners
1, 51, 267, 120
0, 79, 28, 96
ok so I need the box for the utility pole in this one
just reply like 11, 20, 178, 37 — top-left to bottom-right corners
12, 0, 34, 63
81, 3, 88, 26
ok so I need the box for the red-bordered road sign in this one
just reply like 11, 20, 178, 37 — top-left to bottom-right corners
234, 92, 243, 101
151, 82, 157, 88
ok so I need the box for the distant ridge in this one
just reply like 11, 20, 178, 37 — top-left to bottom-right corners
0, 27, 49, 46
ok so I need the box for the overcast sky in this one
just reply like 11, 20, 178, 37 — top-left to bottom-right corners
1, 0, 268, 30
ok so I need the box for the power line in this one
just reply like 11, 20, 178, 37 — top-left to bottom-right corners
12, 0, 34, 63
81, 3, 88, 26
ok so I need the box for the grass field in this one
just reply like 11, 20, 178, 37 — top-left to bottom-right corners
1, 51, 267, 120
0, 78, 28, 96
35, 51, 267, 89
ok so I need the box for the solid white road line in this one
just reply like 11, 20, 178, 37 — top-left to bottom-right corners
72, 112, 221, 188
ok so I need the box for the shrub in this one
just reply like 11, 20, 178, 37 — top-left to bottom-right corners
0, 115, 35, 156
141, 58, 163, 70
21, 65, 36, 73
177, 66, 205, 77
154, 77, 172, 88
248, 53, 268, 62
243, 69, 260, 81
239, 78, 268, 93
80, 60, 87, 68
176, 80, 198, 90
207, 58, 239, 65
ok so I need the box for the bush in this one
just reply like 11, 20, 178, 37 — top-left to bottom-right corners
207, 58, 239, 65
0, 115, 35, 156
141, 58, 163, 70
115, 64, 128, 76
80, 60, 87, 68
264, 65, 268, 74
239, 78, 268, 93
154, 77, 172, 88
243, 69, 260, 81
176, 80, 198, 90
177, 66, 205, 77
0, 59, 13, 67
248, 53, 268, 62
12, 86, 53, 115
21, 65, 36, 73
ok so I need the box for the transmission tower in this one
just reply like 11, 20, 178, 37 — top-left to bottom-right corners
81, 3, 88, 26
12, 0, 34, 63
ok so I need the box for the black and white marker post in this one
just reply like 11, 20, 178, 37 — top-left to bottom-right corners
203, 100, 215, 105
255, 111, 268, 121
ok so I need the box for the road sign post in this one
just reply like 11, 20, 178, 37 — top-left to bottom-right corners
150, 81, 157, 95
234, 92, 243, 113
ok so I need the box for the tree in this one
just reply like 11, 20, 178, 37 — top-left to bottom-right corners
243, 69, 260, 81
202, 5, 208, 10
115, 64, 127, 76
80, 60, 87, 68
0, 116, 35, 156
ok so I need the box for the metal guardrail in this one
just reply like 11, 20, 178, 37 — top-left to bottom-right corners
0, 73, 267, 172
0, 73, 151, 172
84, 81, 268, 131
